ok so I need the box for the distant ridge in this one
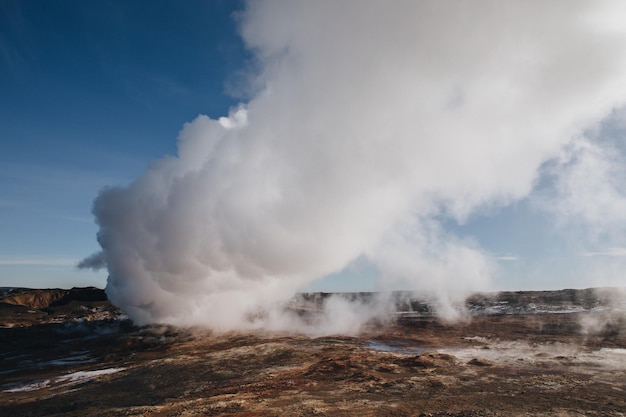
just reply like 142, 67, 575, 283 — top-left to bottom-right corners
1, 286, 624, 317
0, 287, 107, 309
294, 287, 626, 316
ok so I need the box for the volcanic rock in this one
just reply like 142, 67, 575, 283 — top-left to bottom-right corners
1, 288, 625, 416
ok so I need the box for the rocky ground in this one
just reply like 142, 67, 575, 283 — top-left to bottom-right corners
1, 287, 625, 416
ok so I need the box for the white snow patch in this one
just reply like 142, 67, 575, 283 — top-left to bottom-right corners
2, 367, 126, 393
3, 380, 51, 393
56, 368, 125, 384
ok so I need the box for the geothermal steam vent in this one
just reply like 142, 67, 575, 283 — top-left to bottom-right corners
81, 1, 626, 332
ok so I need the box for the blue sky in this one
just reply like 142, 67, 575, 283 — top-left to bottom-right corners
0, 0, 246, 288
1, 1, 626, 294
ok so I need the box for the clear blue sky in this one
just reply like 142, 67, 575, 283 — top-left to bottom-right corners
1, 1, 625, 292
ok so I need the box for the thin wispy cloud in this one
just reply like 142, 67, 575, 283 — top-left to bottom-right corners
0, 256, 79, 267
0, 161, 129, 190
492, 256, 519, 262
581, 247, 626, 257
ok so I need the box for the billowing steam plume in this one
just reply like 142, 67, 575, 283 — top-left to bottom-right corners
82, 1, 626, 333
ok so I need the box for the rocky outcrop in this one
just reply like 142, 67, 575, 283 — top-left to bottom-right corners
0, 287, 114, 327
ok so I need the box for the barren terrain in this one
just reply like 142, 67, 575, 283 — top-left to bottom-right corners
1, 287, 625, 416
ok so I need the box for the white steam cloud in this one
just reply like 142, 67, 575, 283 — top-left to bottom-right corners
85, 1, 626, 333
541, 136, 626, 237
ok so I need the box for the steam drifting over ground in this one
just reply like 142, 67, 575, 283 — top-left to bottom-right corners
82, 1, 626, 333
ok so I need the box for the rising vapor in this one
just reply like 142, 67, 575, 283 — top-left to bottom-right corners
83, 1, 626, 332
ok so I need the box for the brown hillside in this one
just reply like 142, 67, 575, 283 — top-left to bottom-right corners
1, 289, 69, 309
0, 287, 107, 309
